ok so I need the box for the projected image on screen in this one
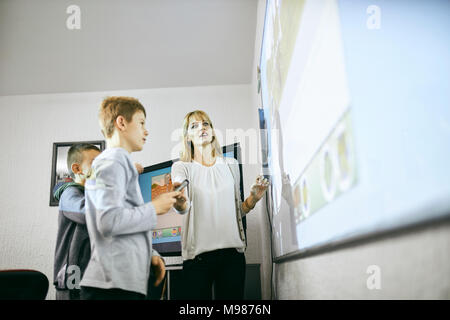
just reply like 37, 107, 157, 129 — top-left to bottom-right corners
260, 0, 355, 257
264, 0, 305, 115
260, 0, 450, 261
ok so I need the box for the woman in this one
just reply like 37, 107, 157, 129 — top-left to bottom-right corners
171, 110, 269, 300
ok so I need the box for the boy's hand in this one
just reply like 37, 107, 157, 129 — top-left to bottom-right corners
135, 163, 144, 174
152, 191, 180, 215
151, 255, 166, 287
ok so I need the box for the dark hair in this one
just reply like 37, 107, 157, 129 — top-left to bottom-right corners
67, 143, 101, 177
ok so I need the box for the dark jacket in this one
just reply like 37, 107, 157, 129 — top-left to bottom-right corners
53, 182, 90, 290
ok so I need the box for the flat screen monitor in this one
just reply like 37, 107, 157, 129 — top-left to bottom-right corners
138, 143, 245, 256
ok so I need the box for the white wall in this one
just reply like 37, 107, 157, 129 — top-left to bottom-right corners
0, 84, 267, 299
276, 221, 450, 299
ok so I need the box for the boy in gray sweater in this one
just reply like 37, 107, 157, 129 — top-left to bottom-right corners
80, 96, 180, 300
53, 143, 100, 300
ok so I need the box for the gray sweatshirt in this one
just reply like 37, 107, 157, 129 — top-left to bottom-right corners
80, 147, 157, 295
53, 182, 90, 291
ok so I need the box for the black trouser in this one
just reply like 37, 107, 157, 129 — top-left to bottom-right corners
182, 248, 246, 300
80, 286, 145, 300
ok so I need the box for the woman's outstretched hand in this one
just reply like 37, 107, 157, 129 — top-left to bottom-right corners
250, 175, 270, 202
172, 181, 188, 212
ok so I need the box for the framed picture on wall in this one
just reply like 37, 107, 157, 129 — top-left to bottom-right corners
49, 140, 105, 206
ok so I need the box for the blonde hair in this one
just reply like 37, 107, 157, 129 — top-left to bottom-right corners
99, 96, 146, 138
179, 110, 222, 162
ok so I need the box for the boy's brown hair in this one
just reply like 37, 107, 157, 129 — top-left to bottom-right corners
99, 96, 146, 138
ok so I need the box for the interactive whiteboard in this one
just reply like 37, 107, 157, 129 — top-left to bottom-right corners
259, 0, 450, 259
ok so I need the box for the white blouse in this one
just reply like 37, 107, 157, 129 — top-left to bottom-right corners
171, 156, 245, 260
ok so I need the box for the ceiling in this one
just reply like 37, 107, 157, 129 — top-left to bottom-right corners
0, 0, 258, 96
